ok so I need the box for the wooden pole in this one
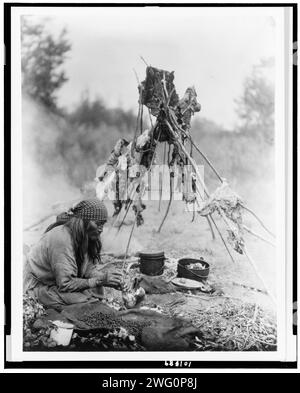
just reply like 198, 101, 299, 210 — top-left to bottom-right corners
193, 185, 236, 264
157, 166, 174, 233
165, 120, 209, 197
209, 215, 236, 264
122, 218, 137, 272
242, 205, 275, 238
243, 247, 276, 306
24, 213, 55, 232
243, 225, 276, 247
158, 142, 167, 212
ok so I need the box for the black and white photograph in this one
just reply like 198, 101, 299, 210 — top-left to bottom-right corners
4, 2, 297, 366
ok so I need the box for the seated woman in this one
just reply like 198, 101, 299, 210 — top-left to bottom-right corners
24, 198, 122, 308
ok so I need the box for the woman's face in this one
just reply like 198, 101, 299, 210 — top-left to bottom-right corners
87, 220, 105, 242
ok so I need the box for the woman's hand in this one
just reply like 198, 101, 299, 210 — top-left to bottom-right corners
104, 271, 123, 288
96, 269, 123, 289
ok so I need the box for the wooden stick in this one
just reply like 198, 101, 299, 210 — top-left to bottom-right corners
158, 142, 167, 212
217, 206, 236, 231
181, 292, 240, 301
232, 281, 268, 295
111, 203, 125, 228
158, 171, 163, 212
131, 87, 145, 157
167, 87, 175, 106
24, 213, 55, 231
148, 126, 162, 169
191, 200, 196, 223
140, 55, 149, 67
165, 120, 209, 197
162, 71, 169, 100
167, 108, 226, 187
188, 137, 223, 183
243, 246, 276, 306
180, 293, 211, 301
24, 198, 82, 231
140, 100, 144, 135
122, 218, 137, 272
117, 200, 133, 232
112, 181, 138, 230
157, 166, 174, 233
243, 225, 276, 247
133, 68, 140, 85
210, 215, 236, 264
193, 184, 235, 264
192, 181, 216, 241
206, 216, 216, 240
242, 205, 275, 238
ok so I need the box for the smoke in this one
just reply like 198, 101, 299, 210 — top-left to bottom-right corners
102, 227, 142, 257
22, 96, 81, 228
21, 95, 143, 257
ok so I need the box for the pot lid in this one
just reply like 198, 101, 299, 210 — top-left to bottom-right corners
139, 251, 165, 258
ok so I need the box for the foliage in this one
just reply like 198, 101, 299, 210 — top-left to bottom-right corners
21, 17, 71, 109
23, 94, 137, 188
235, 59, 275, 144
69, 93, 136, 134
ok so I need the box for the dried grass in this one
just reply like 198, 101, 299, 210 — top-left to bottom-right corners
187, 299, 277, 351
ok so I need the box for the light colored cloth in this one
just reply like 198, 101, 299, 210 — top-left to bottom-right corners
24, 225, 106, 307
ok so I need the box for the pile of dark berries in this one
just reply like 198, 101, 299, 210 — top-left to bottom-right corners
81, 311, 151, 339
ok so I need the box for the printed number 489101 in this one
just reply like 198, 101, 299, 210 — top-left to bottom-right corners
164, 361, 191, 367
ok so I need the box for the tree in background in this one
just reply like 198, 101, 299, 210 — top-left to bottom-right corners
236, 58, 274, 144
69, 91, 107, 128
69, 92, 137, 135
21, 17, 71, 109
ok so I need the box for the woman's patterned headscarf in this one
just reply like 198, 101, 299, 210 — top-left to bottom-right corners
45, 198, 108, 233
67, 198, 108, 223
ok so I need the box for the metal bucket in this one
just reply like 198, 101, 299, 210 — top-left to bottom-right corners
177, 257, 210, 282
139, 251, 165, 276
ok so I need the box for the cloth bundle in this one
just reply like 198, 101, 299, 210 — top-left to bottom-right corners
55, 301, 201, 351
139, 276, 177, 295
